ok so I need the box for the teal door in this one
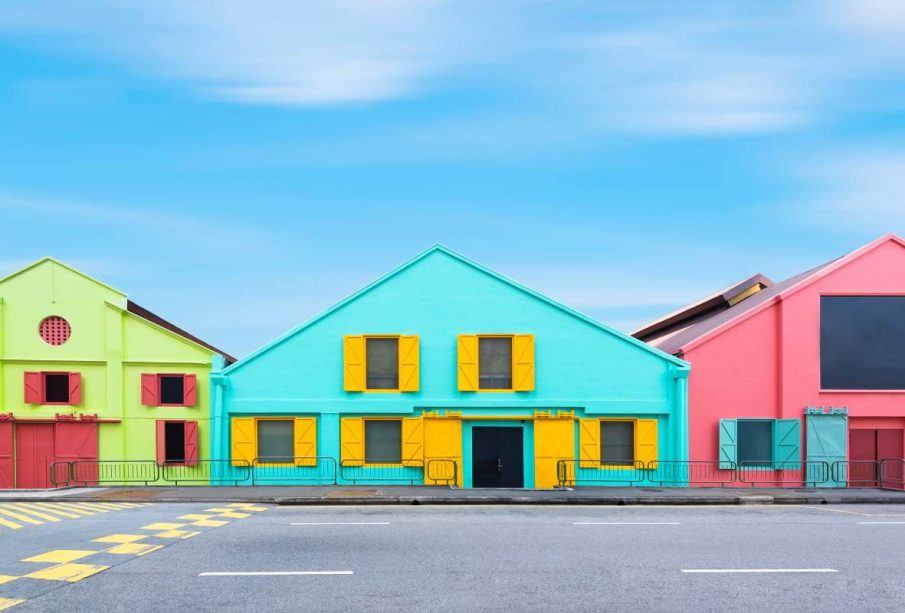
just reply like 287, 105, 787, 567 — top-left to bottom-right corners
806, 414, 847, 487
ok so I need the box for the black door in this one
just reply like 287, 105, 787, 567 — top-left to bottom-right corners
472, 426, 524, 488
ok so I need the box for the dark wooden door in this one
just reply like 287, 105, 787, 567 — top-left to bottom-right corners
472, 427, 524, 488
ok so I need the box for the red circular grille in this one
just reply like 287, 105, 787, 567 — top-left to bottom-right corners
39, 316, 71, 346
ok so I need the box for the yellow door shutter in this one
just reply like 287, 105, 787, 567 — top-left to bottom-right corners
513, 334, 535, 391
399, 335, 420, 392
457, 335, 479, 391
423, 417, 463, 486
401, 417, 424, 466
340, 417, 364, 466
294, 417, 317, 466
231, 418, 256, 466
578, 418, 600, 467
343, 336, 365, 392
534, 415, 574, 488
635, 419, 658, 469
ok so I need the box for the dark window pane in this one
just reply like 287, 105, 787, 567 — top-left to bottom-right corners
257, 420, 295, 463
366, 338, 399, 390
44, 374, 70, 403
821, 296, 905, 390
479, 337, 512, 389
365, 420, 402, 463
160, 376, 185, 405
165, 422, 186, 463
737, 420, 773, 467
601, 421, 634, 466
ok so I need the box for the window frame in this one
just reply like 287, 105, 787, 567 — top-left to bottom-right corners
41, 371, 74, 406
736, 418, 775, 469
476, 334, 516, 392
362, 417, 404, 465
254, 417, 297, 465
363, 335, 401, 393
155, 418, 198, 467
147, 373, 194, 407
598, 418, 639, 469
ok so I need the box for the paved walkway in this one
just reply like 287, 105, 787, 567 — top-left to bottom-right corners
3, 485, 905, 505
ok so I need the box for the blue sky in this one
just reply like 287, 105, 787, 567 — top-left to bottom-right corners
2, 1, 905, 357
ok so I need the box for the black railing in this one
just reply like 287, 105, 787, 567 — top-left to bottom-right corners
880, 459, 905, 490
70, 460, 161, 486
340, 459, 424, 484
646, 461, 737, 486
832, 460, 881, 487
50, 461, 72, 487
557, 460, 647, 486
737, 461, 830, 486
162, 460, 252, 486
251, 457, 337, 485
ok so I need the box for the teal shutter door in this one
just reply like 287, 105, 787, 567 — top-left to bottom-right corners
719, 419, 737, 469
772, 419, 801, 468
805, 414, 847, 488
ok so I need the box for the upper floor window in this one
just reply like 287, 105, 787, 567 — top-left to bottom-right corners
343, 335, 419, 393
479, 337, 512, 390
141, 373, 197, 407
366, 337, 399, 390
458, 334, 534, 392
24, 371, 81, 405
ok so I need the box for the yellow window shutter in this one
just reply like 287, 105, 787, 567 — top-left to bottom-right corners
534, 416, 574, 489
578, 418, 600, 466
423, 417, 463, 486
635, 419, 658, 469
340, 417, 364, 466
401, 417, 424, 466
294, 417, 317, 467
399, 335, 420, 392
457, 334, 479, 391
513, 334, 535, 391
343, 336, 365, 392
230, 418, 256, 466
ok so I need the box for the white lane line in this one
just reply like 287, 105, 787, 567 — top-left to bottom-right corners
857, 521, 905, 525
573, 522, 680, 525
198, 570, 355, 577
681, 569, 838, 574
291, 522, 390, 526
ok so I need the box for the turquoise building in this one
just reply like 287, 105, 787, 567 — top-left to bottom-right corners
211, 246, 689, 488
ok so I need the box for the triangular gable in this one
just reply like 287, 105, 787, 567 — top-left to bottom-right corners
0, 256, 126, 298
225, 245, 688, 374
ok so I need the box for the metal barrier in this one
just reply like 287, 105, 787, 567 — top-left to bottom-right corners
50, 461, 72, 487
70, 461, 161, 486
646, 461, 738, 486
880, 459, 905, 490
832, 460, 881, 487
557, 460, 647, 487
425, 459, 458, 486
251, 457, 337, 485
340, 460, 424, 484
162, 460, 252, 486
738, 461, 830, 486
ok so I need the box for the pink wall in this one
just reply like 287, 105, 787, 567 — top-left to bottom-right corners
686, 237, 905, 462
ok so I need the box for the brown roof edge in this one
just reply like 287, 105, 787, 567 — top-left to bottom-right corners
632, 273, 773, 341
127, 301, 237, 365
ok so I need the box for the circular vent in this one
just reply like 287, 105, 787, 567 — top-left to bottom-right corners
39, 316, 71, 346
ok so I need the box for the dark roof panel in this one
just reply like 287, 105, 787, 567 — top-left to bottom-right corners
127, 300, 236, 364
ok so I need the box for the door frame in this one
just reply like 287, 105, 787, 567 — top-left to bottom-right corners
462, 420, 534, 488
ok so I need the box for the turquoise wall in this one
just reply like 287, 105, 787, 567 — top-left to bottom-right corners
212, 246, 689, 485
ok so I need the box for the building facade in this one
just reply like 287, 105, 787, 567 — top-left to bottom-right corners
636, 235, 905, 488
213, 246, 689, 488
0, 258, 232, 488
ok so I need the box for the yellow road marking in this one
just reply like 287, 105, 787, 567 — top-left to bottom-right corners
89, 503, 131, 510
227, 504, 267, 511
142, 523, 185, 531
0, 576, 17, 586
19, 503, 81, 519
179, 514, 212, 521
206, 507, 240, 513
0, 508, 43, 526
93, 534, 147, 544
48, 503, 96, 516
107, 543, 163, 556
0, 597, 25, 611
0, 516, 22, 530
216, 512, 251, 519
23, 550, 98, 564
25, 563, 108, 583
1, 503, 62, 522
192, 519, 229, 527
63, 503, 112, 513
154, 530, 200, 540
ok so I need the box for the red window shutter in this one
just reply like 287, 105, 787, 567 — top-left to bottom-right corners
24, 372, 44, 404
183, 374, 197, 407
68, 372, 82, 405
155, 420, 167, 465
184, 421, 199, 466
142, 374, 160, 406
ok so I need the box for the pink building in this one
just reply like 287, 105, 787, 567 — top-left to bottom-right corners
636, 235, 905, 487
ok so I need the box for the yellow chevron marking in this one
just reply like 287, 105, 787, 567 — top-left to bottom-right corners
0, 508, 42, 525
25, 563, 108, 583
0, 576, 17, 586
48, 503, 96, 516
64, 503, 111, 513
209, 511, 250, 519
93, 534, 147, 544
0, 516, 22, 530
23, 550, 98, 564
1, 504, 62, 522
90, 503, 131, 510
191, 519, 228, 527
154, 530, 200, 540
227, 503, 267, 511
141, 523, 185, 531
20, 503, 81, 519
106, 543, 163, 556
178, 514, 212, 521
0, 597, 25, 610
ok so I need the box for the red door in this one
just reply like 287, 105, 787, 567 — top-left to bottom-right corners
849, 429, 878, 487
0, 422, 13, 489
15, 424, 55, 488
55, 422, 99, 486
878, 430, 904, 490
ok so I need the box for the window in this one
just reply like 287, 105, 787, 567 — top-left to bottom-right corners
155, 420, 198, 466
39, 316, 71, 346
601, 421, 634, 466
159, 376, 185, 405
479, 337, 512, 390
257, 420, 295, 464
737, 420, 773, 467
44, 374, 70, 404
365, 420, 402, 463
366, 338, 399, 390
24, 371, 81, 405
164, 422, 186, 463
141, 373, 197, 407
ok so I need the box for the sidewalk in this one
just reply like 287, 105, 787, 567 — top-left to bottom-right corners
3, 485, 905, 505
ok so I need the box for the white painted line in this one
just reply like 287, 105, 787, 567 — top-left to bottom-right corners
198, 570, 355, 577
573, 522, 680, 525
291, 522, 390, 526
857, 521, 905, 525
681, 569, 838, 574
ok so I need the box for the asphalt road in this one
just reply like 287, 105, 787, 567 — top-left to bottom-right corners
2, 503, 905, 612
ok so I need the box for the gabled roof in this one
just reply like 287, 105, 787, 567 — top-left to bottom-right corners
0, 256, 125, 296
225, 244, 689, 374
636, 234, 905, 356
